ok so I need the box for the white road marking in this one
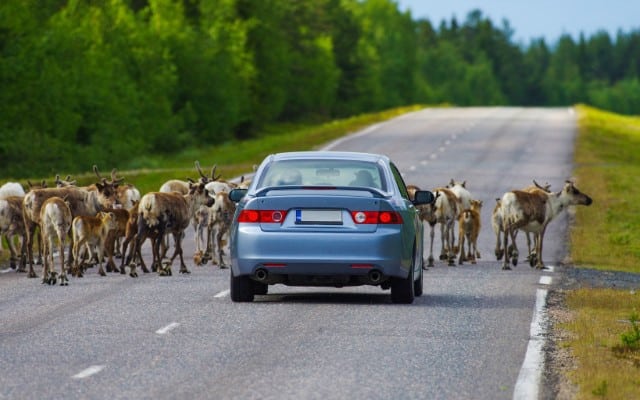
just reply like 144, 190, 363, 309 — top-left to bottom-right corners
538, 276, 552, 285
72, 365, 105, 379
214, 289, 230, 298
513, 288, 548, 400
155, 322, 180, 335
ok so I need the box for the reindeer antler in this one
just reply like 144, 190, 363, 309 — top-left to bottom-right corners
533, 179, 551, 192
195, 161, 206, 179
210, 164, 221, 181
110, 168, 125, 184
93, 165, 108, 184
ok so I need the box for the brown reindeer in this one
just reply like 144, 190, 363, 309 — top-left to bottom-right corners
458, 199, 483, 265
131, 181, 214, 277
206, 191, 236, 268
500, 180, 593, 270
71, 211, 118, 277
39, 197, 73, 285
493, 180, 551, 262
22, 167, 121, 278
0, 196, 27, 270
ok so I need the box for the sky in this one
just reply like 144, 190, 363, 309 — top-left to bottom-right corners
395, 0, 640, 44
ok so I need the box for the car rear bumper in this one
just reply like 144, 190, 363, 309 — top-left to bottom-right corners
230, 225, 412, 285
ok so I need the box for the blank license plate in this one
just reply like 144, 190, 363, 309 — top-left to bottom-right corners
295, 209, 342, 224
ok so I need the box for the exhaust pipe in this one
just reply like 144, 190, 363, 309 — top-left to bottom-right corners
255, 268, 268, 282
368, 270, 383, 284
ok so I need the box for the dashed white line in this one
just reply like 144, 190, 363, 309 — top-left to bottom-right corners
72, 365, 105, 379
155, 322, 180, 335
214, 289, 230, 298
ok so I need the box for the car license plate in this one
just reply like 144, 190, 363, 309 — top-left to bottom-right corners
295, 209, 342, 225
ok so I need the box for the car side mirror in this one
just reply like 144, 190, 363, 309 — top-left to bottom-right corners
229, 188, 248, 202
413, 190, 435, 205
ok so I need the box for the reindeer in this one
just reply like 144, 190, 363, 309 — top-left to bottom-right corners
39, 197, 73, 285
408, 185, 458, 267
493, 180, 551, 263
500, 180, 593, 270
22, 166, 120, 278
131, 181, 214, 277
0, 196, 27, 270
447, 179, 473, 252
71, 211, 118, 277
458, 200, 483, 265
206, 191, 236, 268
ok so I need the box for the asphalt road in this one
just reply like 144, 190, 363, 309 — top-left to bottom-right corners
0, 107, 578, 400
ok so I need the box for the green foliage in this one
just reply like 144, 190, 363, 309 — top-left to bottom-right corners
2, 0, 640, 179
620, 313, 640, 351
592, 380, 609, 397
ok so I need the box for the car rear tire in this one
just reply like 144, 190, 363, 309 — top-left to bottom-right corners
414, 260, 423, 297
230, 269, 255, 302
391, 251, 415, 304
253, 282, 268, 295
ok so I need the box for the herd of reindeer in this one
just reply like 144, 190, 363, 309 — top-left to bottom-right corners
0, 162, 244, 285
409, 178, 592, 271
0, 161, 593, 286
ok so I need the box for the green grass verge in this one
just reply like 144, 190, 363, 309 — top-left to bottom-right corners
573, 105, 640, 273
43, 105, 425, 195
560, 105, 640, 399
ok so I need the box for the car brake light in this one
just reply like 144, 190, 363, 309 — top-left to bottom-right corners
238, 210, 287, 223
350, 211, 402, 224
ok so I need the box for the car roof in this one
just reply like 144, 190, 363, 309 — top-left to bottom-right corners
267, 151, 389, 163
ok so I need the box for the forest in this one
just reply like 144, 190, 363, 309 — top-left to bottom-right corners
1, 0, 639, 178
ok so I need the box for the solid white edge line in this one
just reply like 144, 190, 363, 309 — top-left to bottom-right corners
214, 289, 230, 298
513, 288, 548, 400
155, 322, 180, 335
72, 365, 105, 379
539, 276, 553, 285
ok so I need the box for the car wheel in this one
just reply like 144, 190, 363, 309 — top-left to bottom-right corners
391, 250, 415, 304
253, 281, 268, 295
230, 269, 255, 302
414, 252, 423, 297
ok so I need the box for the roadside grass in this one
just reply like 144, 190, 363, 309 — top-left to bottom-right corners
50, 105, 425, 195
561, 289, 640, 399
560, 105, 640, 399
572, 105, 640, 273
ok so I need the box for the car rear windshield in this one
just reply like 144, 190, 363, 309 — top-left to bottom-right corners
258, 159, 387, 190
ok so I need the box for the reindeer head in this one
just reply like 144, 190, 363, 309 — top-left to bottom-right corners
561, 181, 593, 206
93, 165, 124, 209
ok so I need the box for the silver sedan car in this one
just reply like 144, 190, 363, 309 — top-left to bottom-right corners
228, 151, 434, 303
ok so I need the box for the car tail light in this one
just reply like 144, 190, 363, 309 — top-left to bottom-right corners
350, 211, 403, 224
238, 210, 287, 223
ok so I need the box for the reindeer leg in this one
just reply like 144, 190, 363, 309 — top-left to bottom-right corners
25, 224, 37, 277
175, 235, 189, 275
502, 223, 512, 270
427, 224, 435, 267
509, 228, 519, 267
458, 230, 465, 265
59, 240, 68, 286
536, 227, 547, 270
